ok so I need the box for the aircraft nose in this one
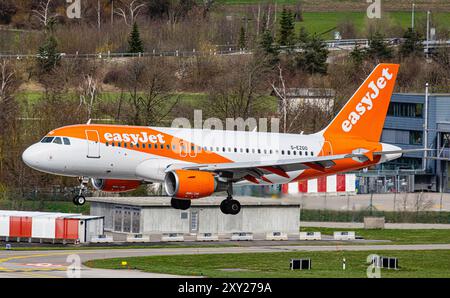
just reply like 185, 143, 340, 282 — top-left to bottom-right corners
22, 144, 41, 168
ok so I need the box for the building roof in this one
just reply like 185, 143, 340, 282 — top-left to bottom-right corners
87, 196, 301, 207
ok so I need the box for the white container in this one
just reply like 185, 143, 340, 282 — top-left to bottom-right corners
230, 232, 253, 241
333, 231, 356, 240
161, 233, 184, 242
265, 232, 288, 241
196, 233, 219, 241
32, 215, 57, 239
0, 214, 10, 237
299, 231, 322, 240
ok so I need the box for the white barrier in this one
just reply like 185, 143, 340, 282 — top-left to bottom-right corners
230, 232, 253, 241
90, 235, 114, 243
196, 233, 219, 242
126, 234, 150, 243
161, 233, 184, 242
333, 231, 356, 240
299, 231, 322, 240
265, 232, 288, 241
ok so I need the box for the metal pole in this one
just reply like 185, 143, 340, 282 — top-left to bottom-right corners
423, 83, 429, 171
412, 3, 415, 30
426, 11, 430, 58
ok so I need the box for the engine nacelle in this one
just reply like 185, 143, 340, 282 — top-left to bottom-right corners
92, 179, 141, 193
164, 170, 226, 199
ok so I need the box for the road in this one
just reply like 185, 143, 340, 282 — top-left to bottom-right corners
1, 244, 450, 278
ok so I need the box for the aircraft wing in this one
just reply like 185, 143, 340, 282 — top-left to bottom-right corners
165, 148, 429, 182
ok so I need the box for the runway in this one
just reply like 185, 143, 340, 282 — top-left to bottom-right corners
1, 243, 450, 278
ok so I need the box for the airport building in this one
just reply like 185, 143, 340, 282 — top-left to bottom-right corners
89, 196, 301, 241
359, 92, 450, 193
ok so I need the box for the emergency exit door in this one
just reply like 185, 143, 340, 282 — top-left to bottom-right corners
85, 130, 100, 158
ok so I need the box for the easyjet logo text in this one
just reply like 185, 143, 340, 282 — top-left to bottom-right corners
342, 68, 393, 133
104, 132, 165, 144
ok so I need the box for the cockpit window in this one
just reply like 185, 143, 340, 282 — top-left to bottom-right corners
53, 137, 62, 144
63, 137, 71, 145
41, 137, 54, 143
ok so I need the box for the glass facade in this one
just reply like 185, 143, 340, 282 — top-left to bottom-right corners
387, 102, 423, 118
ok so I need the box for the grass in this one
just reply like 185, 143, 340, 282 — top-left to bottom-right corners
0, 199, 90, 214
301, 227, 450, 244
300, 209, 450, 224
85, 250, 450, 277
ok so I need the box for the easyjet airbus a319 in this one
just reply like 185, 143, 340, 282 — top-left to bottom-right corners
22, 63, 417, 215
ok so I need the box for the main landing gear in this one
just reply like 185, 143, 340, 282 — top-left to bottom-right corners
171, 198, 191, 210
73, 177, 88, 206
219, 182, 241, 215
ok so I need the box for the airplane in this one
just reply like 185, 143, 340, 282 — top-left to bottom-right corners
22, 63, 419, 215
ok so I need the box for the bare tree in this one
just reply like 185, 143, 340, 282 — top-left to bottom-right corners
0, 60, 19, 133
32, 0, 55, 28
270, 64, 288, 133
78, 74, 101, 120
114, 0, 146, 26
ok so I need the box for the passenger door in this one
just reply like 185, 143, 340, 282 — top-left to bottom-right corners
85, 130, 100, 158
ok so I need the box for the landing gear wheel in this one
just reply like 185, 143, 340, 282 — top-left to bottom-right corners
73, 195, 86, 206
171, 198, 191, 210
220, 200, 230, 214
228, 200, 241, 215
220, 199, 241, 215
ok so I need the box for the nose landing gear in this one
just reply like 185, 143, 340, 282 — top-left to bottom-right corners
73, 177, 89, 206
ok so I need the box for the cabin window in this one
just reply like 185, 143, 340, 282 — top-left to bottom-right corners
234, 148, 237, 153
124, 143, 127, 148
310, 151, 314, 156
130, 143, 133, 148
281, 150, 285, 155
257, 149, 261, 154
142, 143, 146, 149
293, 151, 297, 155
105, 142, 109, 147
160, 144, 164, 149
246, 148, 249, 153
299, 151, 302, 156
287, 150, 291, 155
117, 143, 121, 147
53, 137, 62, 144
63, 137, 71, 145
136, 143, 140, 148
41, 137, 54, 143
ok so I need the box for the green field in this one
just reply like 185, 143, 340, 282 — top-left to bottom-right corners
85, 250, 450, 277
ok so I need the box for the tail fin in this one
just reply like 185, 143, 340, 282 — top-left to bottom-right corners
321, 63, 399, 142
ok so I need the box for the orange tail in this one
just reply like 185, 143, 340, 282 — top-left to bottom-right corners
321, 63, 399, 142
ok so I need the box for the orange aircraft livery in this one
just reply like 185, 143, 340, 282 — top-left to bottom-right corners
23, 63, 415, 215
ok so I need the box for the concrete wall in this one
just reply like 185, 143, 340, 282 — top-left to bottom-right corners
91, 202, 300, 235
90, 202, 114, 230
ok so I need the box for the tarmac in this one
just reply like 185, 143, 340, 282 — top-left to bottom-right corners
1, 243, 450, 278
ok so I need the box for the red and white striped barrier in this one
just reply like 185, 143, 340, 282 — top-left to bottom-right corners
0, 210, 103, 243
282, 174, 356, 195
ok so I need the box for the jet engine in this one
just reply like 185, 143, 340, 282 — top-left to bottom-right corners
164, 170, 227, 199
91, 178, 141, 193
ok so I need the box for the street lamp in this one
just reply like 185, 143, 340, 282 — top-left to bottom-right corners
411, 2, 415, 30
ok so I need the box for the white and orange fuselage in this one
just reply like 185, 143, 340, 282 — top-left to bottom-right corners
22, 63, 405, 209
